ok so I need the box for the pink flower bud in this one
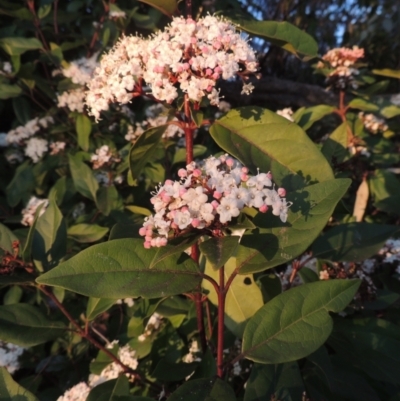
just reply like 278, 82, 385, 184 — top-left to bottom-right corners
139, 227, 147, 236
277, 188, 286, 197
206, 85, 213, 92
226, 158, 234, 167
145, 235, 153, 242
144, 241, 152, 249
191, 37, 197, 44
183, 63, 190, 70
179, 188, 187, 197
212, 72, 220, 80
192, 169, 202, 177
211, 200, 219, 209
161, 193, 171, 203
171, 222, 178, 229
259, 204, 268, 213
241, 167, 249, 173
159, 237, 167, 246
213, 191, 222, 199
241, 173, 249, 182
191, 218, 200, 228
178, 168, 187, 177
165, 179, 173, 185
205, 68, 213, 76
214, 66, 222, 73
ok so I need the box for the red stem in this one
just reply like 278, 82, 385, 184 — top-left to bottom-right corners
217, 266, 226, 378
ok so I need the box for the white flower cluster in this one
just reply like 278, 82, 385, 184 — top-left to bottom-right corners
86, 15, 258, 120
125, 104, 184, 143
0, 61, 12, 75
276, 107, 294, 122
21, 196, 49, 226
138, 313, 163, 341
5, 116, 54, 163
109, 10, 126, 19
0, 341, 25, 374
91, 145, 121, 169
57, 54, 98, 113
56, 382, 91, 401
358, 112, 388, 134
50, 141, 66, 155
182, 340, 201, 364
139, 155, 291, 248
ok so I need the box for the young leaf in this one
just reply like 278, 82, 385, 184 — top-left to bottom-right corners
202, 257, 264, 338
69, 154, 99, 201
36, 239, 202, 299
244, 362, 304, 401
0, 37, 43, 56
241, 279, 361, 364
236, 178, 350, 274
199, 236, 240, 270
311, 222, 399, 262
210, 107, 334, 191
76, 113, 92, 151
0, 304, 66, 346
167, 377, 236, 401
0, 368, 39, 401
129, 125, 167, 182
372, 68, 400, 79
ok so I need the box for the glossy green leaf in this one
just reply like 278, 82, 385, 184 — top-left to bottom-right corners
372, 69, 400, 79
87, 376, 130, 401
381, 105, 400, 119
138, 0, 177, 17
3, 286, 23, 305
229, 19, 318, 60
96, 185, 121, 216
0, 304, 66, 346
172, 144, 207, 165
167, 377, 236, 401
210, 107, 334, 191
199, 236, 240, 270
129, 125, 167, 181
36, 239, 202, 299
0, 37, 43, 55
0, 83, 22, 99
244, 362, 304, 401
348, 98, 379, 111
6, 161, 35, 207
0, 367, 39, 401
241, 279, 360, 364
321, 122, 349, 165
236, 178, 350, 273
86, 297, 116, 321
69, 154, 99, 201
306, 346, 335, 390
32, 198, 67, 271
125, 205, 152, 216
311, 223, 399, 262
76, 114, 92, 151
68, 224, 109, 243
202, 257, 264, 337
0, 222, 18, 254
294, 105, 335, 130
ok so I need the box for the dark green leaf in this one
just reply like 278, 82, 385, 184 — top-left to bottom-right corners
0, 367, 39, 401
0, 222, 18, 254
3, 286, 23, 305
242, 279, 360, 364
152, 359, 198, 381
257, 274, 282, 303
311, 223, 399, 262
68, 224, 109, 243
0, 304, 65, 346
199, 236, 240, 270
348, 98, 379, 111
6, 161, 35, 207
321, 122, 349, 165
36, 239, 202, 299
294, 105, 334, 130
12, 96, 31, 124
96, 185, 121, 216
87, 376, 130, 401
244, 362, 304, 401
76, 114, 92, 151
137, 0, 177, 17
0, 37, 43, 55
172, 145, 207, 165
372, 69, 400, 79
69, 154, 99, 201
167, 377, 236, 401
86, 297, 116, 321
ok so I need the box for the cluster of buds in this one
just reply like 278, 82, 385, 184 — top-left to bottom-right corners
317, 46, 364, 90
358, 112, 388, 134
86, 15, 258, 120
139, 155, 292, 248
90, 145, 121, 169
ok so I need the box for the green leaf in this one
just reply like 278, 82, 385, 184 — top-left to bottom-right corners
69, 154, 99, 201
0, 83, 22, 99
0, 37, 42, 56
3, 286, 23, 305
210, 107, 334, 191
372, 69, 400, 79
32, 198, 67, 271
86, 297, 116, 321
294, 105, 335, 130
6, 161, 35, 207
321, 122, 349, 165
68, 224, 109, 243
76, 114, 92, 151
0, 272, 35, 288
38, 4, 51, 19
348, 98, 379, 112
172, 145, 207, 165
381, 105, 400, 119
0, 367, 39, 401
125, 205, 152, 217
229, 19, 318, 60
241, 279, 360, 364
36, 239, 202, 299
167, 377, 236, 401
199, 236, 240, 270
152, 359, 198, 381
87, 376, 130, 401
0, 303, 66, 346
311, 223, 399, 262
202, 257, 264, 337
244, 362, 304, 401
0, 223, 18, 254
257, 274, 282, 303
236, 178, 350, 274
129, 125, 167, 182
12, 96, 31, 125
137, 0, 177, 17
96, 185, 121, 216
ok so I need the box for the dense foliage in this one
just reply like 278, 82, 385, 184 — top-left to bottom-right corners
0, 0, 400, 400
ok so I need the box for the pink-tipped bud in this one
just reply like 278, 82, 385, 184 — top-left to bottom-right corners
214, 66, 222, 73
259, 204, 268, 213
153, 65, 164, 73
205, 68, 213, 76
192, 169, 202, 177
212, 72, 220, 80
161, 193, 171, 203
145, 235, 153, 242
191, 218, 200, 228
241, 167, 249, 173
189, 59, 194, 65
159, 237, 167, 246
165, 179, 173, 185
266, 172, 272, 179
211, 200, 219, 209
179, 187, 187, 197
181, 206, 189, 212
183, 63, 190, 70
206, 85, 213, 92
190, 37, 197, 44
144, 241, 152, 249
226, 158, 234, 167
139, 227, 147, 236
241, 173, 249, 182
213, 41, 222, 49
178, 168, 187, 178
277, 188, 286, 197
213, 191, 222, 199
171, 222, 178, 229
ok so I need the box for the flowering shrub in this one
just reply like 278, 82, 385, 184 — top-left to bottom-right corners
0, 1, 400, 400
